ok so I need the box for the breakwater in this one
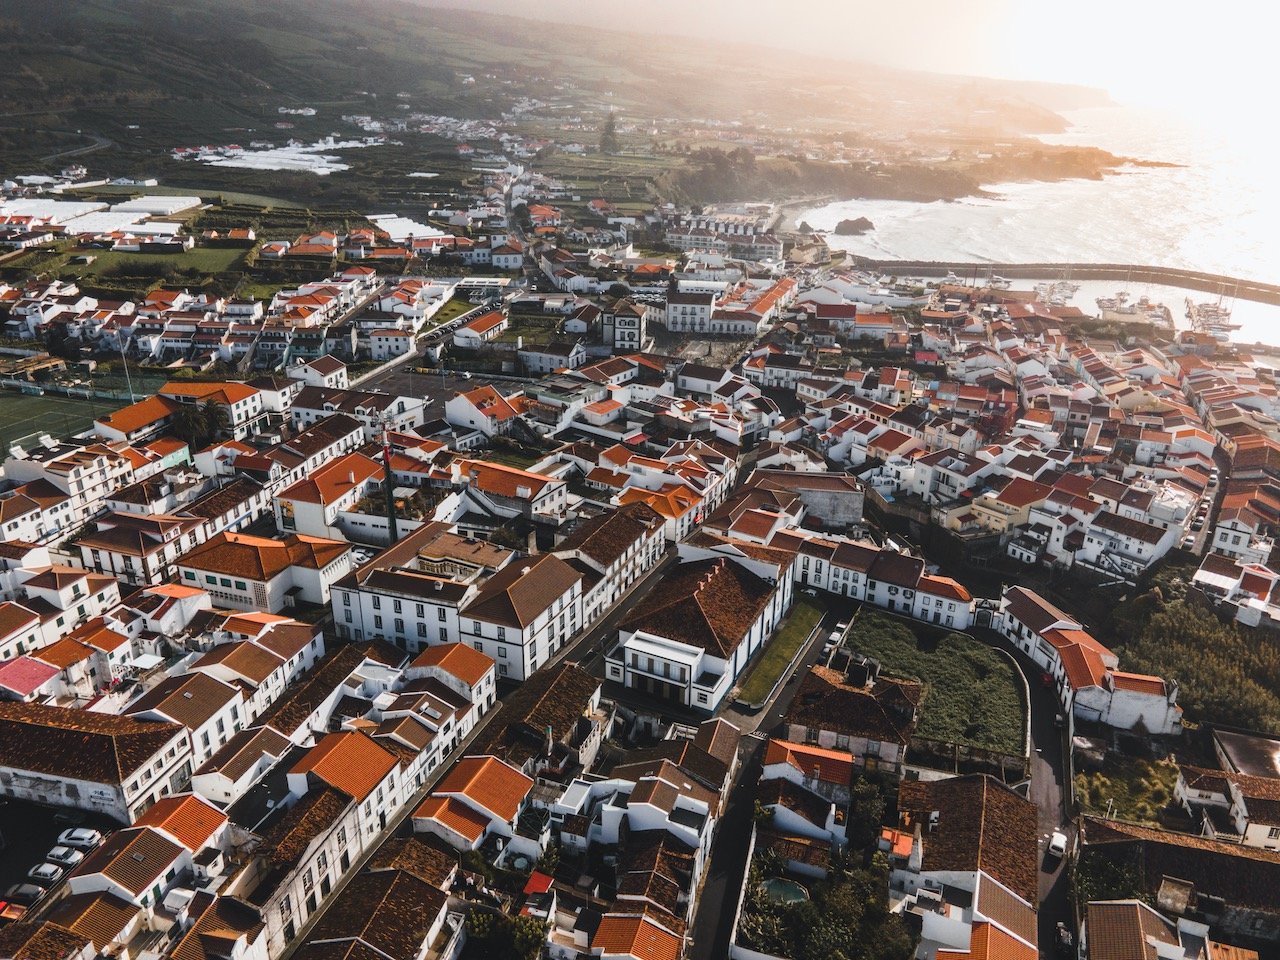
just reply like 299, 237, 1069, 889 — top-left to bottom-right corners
849, 257, 1280, 306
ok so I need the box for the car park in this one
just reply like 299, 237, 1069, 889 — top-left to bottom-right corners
3, 884, 46, 908
45, 845, 84, 868
57, 827, 102, 850
27, 863, 63, 886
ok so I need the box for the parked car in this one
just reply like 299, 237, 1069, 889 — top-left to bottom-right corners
45, 846, 84, 868
1039, 671, 1055, 688
27, 863, 63, 886
1182, 535, 1197, 549
3, 884, 45, 907
1047, 830, 1068, 858
57, 827, 102, 850
1191, 518, 1205, 531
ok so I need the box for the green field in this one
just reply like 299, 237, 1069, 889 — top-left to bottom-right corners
60, 246, 250, 280
737, 597, 826, 705
847, 612, 1026, 756
0, 392, 112, 451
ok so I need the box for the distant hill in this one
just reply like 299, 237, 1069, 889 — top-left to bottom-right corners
0, 0, 1102, 171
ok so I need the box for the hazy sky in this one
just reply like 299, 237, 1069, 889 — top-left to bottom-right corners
427, 0, 1270, 117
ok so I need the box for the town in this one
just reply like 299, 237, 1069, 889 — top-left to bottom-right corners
0, 75, 1276, 960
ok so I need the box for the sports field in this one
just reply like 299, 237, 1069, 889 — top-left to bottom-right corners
0, 392, 111, 451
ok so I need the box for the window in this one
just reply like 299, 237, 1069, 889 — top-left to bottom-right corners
372, 596, 381, 610
374, 615, 383, 629
417, 622, 427, 637
1269, 827, 1280, 840
220, 577, 232, 588
393, 599, 402, 614
344, 610, 352, 623
438, 608, 446, 621
497, 626, 506, 641
394, 618, 405, 633
498, 645, 508, 659
235, 580, 246, 590
184, 571, 196, 580
342, 593, 351, 606
472, 620, 481, 633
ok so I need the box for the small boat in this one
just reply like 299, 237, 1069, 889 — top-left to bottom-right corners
988, 275, 1012, 290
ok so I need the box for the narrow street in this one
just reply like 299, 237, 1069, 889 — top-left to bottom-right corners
688, 605, 844, 960
973, 627, 1073, 950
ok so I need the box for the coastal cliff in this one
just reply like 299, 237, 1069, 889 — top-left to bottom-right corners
659, 143, 1159, 206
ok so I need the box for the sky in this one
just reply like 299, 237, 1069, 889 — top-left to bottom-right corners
425, 0, 1272, 118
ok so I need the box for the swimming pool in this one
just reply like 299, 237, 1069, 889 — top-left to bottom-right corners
761, 877, 810, 904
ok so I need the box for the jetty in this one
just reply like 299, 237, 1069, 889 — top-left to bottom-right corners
849, 258, 1280, 306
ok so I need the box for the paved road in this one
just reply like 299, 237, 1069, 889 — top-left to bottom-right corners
974, 628, 1072, 951
687, 604, 844, 960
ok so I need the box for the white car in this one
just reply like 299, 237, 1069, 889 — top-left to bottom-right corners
45, 845, 84, 868
1047, 830, 1068, 858
57, 827, 102, 850
27, 863, 63, 885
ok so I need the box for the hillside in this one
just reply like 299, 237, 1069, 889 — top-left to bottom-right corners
0, 0, 1101, 165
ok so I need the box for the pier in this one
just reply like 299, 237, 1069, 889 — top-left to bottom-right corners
848, 258, 1280, 306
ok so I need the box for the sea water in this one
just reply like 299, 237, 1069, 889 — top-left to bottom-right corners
801, 105, 1280, 345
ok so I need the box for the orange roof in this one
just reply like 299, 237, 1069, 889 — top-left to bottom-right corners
32, 638, 95, 669
583, 399, 624, 415
881, 827, 913, 858
290, 731, 399, 801
411, 795, 489, 843
1110, 671, 1167, 696
279, 452, 382, 505
937, 921, 1036, 960
593, 915, 682, 960
65, 618, 130, 653
144, 436, 189, 457
1057, 642, 1108, 691
918, 574, 972, 603
460, 460, 556, 498
462, 310, 506, 335
144, 584, 206, 600
435, 755, 533, 822
763, 739, 854, 786
409, 643, 495, 687
459, 384, 519, 421
160, 381, 259, 405
134, 794, 227, 851
96, 395, 181, 434
617, 486, 697, 520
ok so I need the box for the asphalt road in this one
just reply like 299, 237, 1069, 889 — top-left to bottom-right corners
687, 603, 846, 960
974, 628, 1072, 950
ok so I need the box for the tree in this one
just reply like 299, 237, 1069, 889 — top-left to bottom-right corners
200, 398, 230, 441
170, 405, 209, 449
599, 112, 620, 155
605, 282, 631, 301
511, 916, 547, 960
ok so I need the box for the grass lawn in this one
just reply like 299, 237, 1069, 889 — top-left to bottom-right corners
1075, 755, 1178, 825
432, 298, 477, 324
480, 447, 546, 469
848, 612, 1026, 756
737, 597, 826, 705
0, 391, 110, 451
60, 246, 249, 280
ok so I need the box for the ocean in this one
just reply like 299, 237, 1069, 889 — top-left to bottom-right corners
800, 105, 1280, 345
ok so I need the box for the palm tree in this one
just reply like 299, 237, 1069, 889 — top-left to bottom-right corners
200, 399, 230, 442
169, 405, 208, 449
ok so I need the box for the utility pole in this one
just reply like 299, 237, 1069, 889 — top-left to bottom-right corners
381, 419, 399, 544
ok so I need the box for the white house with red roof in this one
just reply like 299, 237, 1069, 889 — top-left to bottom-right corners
411, 754, 538, 863
444, 383, 523, 437
996, 585, 1181, 734
452, 309, 508, 349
